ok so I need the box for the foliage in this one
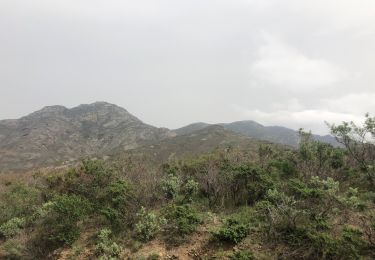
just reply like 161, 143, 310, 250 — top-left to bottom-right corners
182, 179, 199, 203
256, 189, 304, 238
0, 217, 25, 239
135, 207, 166, 241
45, 194, 92, 246
100, 180, 134, 227
213, 217, 250, 244
1, 239, 26, 259
329, 114, 375, 188
95, 228, 123, 260
161, 174, 181, 200
0, 183, 41, 225
164, 204, 200, 238
230, 250, 255, 260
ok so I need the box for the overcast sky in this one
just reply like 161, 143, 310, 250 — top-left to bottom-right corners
1, 0, 374, 134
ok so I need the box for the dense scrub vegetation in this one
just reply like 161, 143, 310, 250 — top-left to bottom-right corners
0, 117, 375, 259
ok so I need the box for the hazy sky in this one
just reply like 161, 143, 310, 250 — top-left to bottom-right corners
1, 0, 374, 134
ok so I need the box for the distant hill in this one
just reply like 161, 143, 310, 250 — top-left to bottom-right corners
0, 102, 171, 172
174, 120, 338, 147
114, 125, 279, 165
0, 102, 339, 173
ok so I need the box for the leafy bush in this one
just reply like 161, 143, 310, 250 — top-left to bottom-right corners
222, 165, 275, 206
0, 217, 25, 238
164, 204, 200, 238
161, 174, 180, 200
230, 250, 255, 260
269, 158, 297, 177
182, 179, 199, 203
0, 183, 41, 224
256, 189, 305, 240
213, 218, 249, 244
135, 207, 166, 241
146, 253, 160, 260
100, 180, 135, 227
46, 194, 92, 246
1, 239, 26, 259
95, 228, 122, 260
340, 227, 366, 258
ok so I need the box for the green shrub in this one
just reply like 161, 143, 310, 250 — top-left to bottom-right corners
230, 250, 255, 260
46, 194, 92, 246
213, 218, 249, 244
147, 253, 160, 260
100, 180, 135, 227
276, 227, 365, 259
135, 207, 166, 241
340, 227, 366, 258
95, 228, 122, 260
220, 165, 275, 206
255, 189, 307, 243
0, 183, 41, 224
182, 179, 199, 203
45, 160, 115, 203
164, 204, 200, 237
1, 239, 26, 259
269, 158, 297, 177
161, 174, 180, 200
0, 217, 25, 238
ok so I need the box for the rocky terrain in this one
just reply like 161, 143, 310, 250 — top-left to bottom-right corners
0, 102, 338, 173
0, 102, 171, 172
175, 121, 338, 147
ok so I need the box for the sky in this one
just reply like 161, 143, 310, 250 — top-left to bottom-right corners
0, 0, 374, 134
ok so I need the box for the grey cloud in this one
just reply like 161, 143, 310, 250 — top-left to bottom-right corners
0, 0, 374, 134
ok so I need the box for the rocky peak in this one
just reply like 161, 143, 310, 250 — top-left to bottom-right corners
26, 105, 68, 119
0, 102, 171, 173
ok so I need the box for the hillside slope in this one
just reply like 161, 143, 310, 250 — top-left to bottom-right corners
0, 102, 171, 172
175, 120, 338, 147
115, 125, 276, 165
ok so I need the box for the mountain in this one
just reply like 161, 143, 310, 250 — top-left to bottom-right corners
174, 120, 338, 147
0, 102, 339, 173
114, 125, 278, 165
0, 102, 171, 172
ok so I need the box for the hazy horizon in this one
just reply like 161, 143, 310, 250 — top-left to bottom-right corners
1, 0, 374, 134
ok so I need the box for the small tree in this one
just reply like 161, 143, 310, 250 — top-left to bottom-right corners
329, 114, 375, 188
135, 207, 166, 242
46, 194, 92, 246
95, 228, 122, 260
298, 129, 343, 178
161, 174, 180, 200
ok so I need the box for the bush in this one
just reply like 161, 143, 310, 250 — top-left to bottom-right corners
255, 189, 306, 242
213, 218, 249, 244
135, 207, 166, 242
226, 165, 274, 206
0, 217, 25, 238
1, 239, 26, 259
164, 204, 200, 238
161, 174, 180, 200
147, 253, 160, 260
340, 227, 366, 258
230, 250, 255, 260
46, 194, 92, 246
95, 228, 122, 260
100, 180, 135, 227
0, 183, 41, 224
182, 179, 199, 203
269, 158, 297, 177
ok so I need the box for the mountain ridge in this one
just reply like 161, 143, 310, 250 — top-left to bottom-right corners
0, 102, 338, 173
174, 120, 338, 147
0, 102, 172, 172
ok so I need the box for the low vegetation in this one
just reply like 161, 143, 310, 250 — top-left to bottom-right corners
0, 116, 374, 259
